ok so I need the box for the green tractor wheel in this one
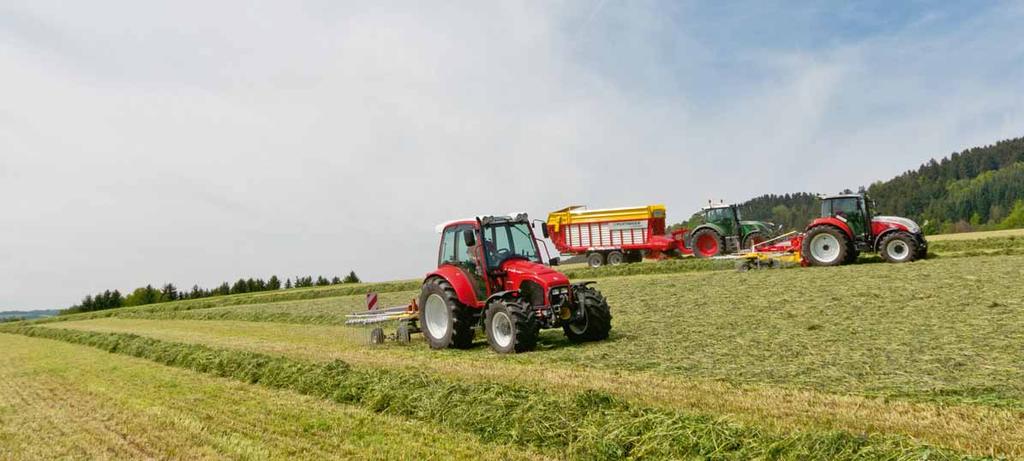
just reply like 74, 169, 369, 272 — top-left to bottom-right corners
691, 228, 723, 258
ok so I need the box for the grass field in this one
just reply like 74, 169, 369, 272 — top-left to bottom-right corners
3, 229, 1023, 459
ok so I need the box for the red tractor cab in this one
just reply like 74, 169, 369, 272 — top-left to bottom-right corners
802, 193, 928, 266
421, 213, 612, 353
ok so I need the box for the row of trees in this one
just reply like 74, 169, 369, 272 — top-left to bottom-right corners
867, 137, 1024, 232
61, 271, 361, 315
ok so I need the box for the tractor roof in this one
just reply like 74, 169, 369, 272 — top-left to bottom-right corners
701, 203, 734, 211
434, 213, 529, 233
821, 193, 864, 200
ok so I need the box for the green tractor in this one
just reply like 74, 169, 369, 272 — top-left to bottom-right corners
686, 203, 779, 258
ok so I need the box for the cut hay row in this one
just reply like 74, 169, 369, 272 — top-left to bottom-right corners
0, 326, 977, 461
48, 316, 1024, 457
0, 333, 542, 460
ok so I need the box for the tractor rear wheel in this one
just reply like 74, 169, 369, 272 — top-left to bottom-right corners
586, 252, 605, 268
691, 228, 723, 258
742, 232, 765, 250
879, 232, 918, 263
419, 278, 476, 349
802, 226, 849, 266
606, 251, 624, 266
484, 299, 538, 353
564, 286, 612, 342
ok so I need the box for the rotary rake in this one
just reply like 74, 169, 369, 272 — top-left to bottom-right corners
344, 293, 421, 344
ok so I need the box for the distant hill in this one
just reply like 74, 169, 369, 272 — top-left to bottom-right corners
721, 137, 1024, 234
0, 309, 60, 322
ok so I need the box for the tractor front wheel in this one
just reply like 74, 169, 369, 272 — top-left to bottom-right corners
484, 299, 538, 353
586, 252, 605, 268
419, 278, 476, 349
691, 229, 723, 258
879, 232, 918, 263
802, 226, 849, 266
564, 286, 612, 342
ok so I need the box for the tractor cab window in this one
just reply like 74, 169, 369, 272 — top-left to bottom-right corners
825, 198, 860, 219
705, 207, 738, 224
439, 227, 457, 266
482, 222, 541, 268
439, 225, 477, 268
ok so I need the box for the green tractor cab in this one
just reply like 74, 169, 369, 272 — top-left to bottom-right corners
687, 203, 778, 258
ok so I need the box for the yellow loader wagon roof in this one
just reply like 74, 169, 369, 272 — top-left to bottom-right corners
547, 204, 666, 232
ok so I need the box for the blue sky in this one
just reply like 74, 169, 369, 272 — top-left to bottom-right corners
1, 1, 1022, 309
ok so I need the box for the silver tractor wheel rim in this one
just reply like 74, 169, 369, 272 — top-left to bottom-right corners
887, 239, 910, 261
491, 311, 513, 348
424, 294, 449, 339
569, 308, 589, 335
810, 233, 841, 263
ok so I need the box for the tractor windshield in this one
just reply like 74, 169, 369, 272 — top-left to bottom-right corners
481, 222, 541, 267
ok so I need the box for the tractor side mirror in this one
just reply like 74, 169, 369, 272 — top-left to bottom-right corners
549, 256, 560, 266
463, 230, 476, 247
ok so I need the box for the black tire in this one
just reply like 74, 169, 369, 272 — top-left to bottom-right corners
802, 226, 849, 266
369, 327, 385, 345
586, 252, 605, 268
564, 286, 612, 342
625, 251, 643, 263
691, 228, 723, 258
484, 299, 538, 353
419, 278, 476, 349
879, 232, 918, 263
915, 243, 928, 260
741, 232, 764, 251
844, 247, 860, 264
396, 323, 412, 343
606, 251, 624, 266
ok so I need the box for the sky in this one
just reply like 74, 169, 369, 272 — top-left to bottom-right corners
2, 0, 1022, 310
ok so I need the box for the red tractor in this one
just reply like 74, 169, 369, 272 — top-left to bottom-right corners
802, 193, 928, 266
420, 213, 612, 353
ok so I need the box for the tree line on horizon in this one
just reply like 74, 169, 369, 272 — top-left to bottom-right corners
60, 271, 361, 315
681, 137, 1024, 234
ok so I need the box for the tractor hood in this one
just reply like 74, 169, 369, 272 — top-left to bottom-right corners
740, 220, 776, 234
501, 259, 570, 287
872, 216, 922, 234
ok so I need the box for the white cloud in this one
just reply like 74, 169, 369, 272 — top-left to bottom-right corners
0, 1, 1021, 308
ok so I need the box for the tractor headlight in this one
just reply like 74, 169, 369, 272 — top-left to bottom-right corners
549, 286, 569, 306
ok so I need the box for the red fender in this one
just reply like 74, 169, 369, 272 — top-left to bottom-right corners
670, 228, 694, 255
424, 265, 482, 308
805, 217, 853, 238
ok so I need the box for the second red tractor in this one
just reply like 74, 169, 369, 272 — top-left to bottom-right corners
801, 193, 928, 266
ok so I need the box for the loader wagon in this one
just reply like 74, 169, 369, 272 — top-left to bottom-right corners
546, 205, 679, 267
